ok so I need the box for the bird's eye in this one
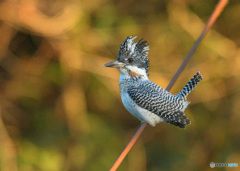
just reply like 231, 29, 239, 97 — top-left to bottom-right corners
128, 58, 133, 63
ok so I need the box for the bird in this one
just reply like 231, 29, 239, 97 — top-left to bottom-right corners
103, 36, 203, 128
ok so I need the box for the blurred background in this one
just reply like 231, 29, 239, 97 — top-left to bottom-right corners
0, 0, 240, 170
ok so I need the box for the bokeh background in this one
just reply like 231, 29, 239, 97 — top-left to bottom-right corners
0, 0, 240, 170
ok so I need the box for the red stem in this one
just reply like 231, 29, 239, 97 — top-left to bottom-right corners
110, 123, 147, 171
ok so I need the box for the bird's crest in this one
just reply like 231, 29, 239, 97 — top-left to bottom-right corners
118, 36, 149, 60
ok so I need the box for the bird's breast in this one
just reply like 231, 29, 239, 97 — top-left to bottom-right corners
120, 92, 164, 126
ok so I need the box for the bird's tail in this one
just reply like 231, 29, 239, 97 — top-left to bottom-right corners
177, 72, 203, 100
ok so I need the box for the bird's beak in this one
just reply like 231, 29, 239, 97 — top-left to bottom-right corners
103, 61, 125, 68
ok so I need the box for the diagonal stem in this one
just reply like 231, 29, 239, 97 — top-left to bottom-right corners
166, 0, 228, 91
110, 0, 228, 170
110, 123, 147, 171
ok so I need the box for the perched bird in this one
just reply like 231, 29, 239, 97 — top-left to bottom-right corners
103, 36, 203, 128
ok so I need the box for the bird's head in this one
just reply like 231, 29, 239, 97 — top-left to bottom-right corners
103, 36, 150, 78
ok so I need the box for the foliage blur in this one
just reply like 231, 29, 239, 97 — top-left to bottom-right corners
0, 0, 240, 170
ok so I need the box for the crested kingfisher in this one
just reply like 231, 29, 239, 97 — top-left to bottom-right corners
103, 36, 203, 128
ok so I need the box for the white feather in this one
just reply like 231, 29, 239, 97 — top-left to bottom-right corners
126, 65, 148, 78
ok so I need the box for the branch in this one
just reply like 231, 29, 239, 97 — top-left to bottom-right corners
166, 0, 228, 91
110, 0, 228, 170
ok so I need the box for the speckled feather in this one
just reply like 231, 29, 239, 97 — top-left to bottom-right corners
127, 80, 190, 128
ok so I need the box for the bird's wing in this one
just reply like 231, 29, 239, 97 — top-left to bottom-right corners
128, 81, 190, 127
128, 81, 180, 113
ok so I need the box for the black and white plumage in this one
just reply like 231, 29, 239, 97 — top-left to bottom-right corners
103, 36, 203, 128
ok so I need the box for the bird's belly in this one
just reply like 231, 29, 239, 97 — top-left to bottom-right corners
121, 92, 164, 126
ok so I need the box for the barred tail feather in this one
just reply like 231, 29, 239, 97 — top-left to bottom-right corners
177, 71, 203, 99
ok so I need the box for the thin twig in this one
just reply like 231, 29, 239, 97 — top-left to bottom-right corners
110, 0, 228, 170
166, 0, 228, 91
110, 123, 147, 171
